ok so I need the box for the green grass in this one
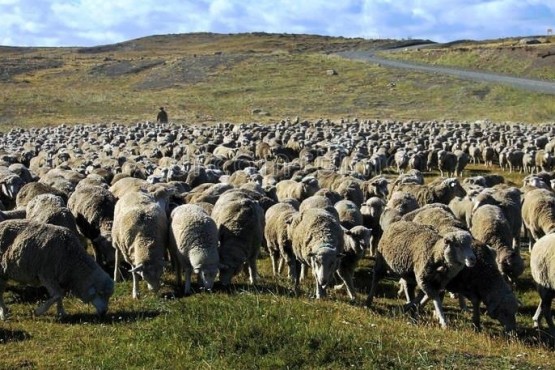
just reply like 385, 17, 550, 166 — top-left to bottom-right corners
1, 249, 554, 369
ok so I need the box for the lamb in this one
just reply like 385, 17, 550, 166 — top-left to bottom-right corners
275, 176, 320, 203
67, 184, 117, 270
530, 233, 555, 334
264, 202, 298, 278
211, 191, 265, 286
470, 204, 524, 282
112, 191, 169, 298
335, 225, 371, 301
334, 199, 363, 229
360, 197, 386, 256
0, 219, 114, 320
444, 240, 519, 332
393, 177, 466, 207
288, 208, 344, 298
366, 221, 476, 328
169, 204, 219, 294
521, 188, 555, 250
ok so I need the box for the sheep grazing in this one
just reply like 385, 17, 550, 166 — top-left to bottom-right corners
367, 221, 476, 328
264, 202, 298, 278
521, 188, 555, 250
169, 204, 219, 294
444, 240, 518, 333
112, 191, 169, 299
470, 204, 524, 282
530, 233, 555, 334
393, 177, 466, 208
211, 191, 265, 286
288, 208, 344, 298
0, 219, 114, 319
67, 184, 117, 270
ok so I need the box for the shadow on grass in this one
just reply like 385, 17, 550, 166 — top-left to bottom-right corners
0, 328, 31, 344
60, 309, 161, 325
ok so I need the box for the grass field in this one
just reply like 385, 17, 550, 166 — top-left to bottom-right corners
1, 33, 554, 130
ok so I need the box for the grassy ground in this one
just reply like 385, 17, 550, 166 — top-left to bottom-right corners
1, 33, 555, 130
381, 36, 555, 81
1, 245, 554, 369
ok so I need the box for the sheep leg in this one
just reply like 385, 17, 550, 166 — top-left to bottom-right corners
471, 299, 482, 331
183, 267, 192, 295
366, 253, 387, 307
0, 279, 7, 320
430, 295, 447, 328
336, 266, 356, 301
113, 249, 121, 282
269, 249, 280, 276
533, 301, 543, 329
35, 278, 65, 317
247, 256, 258, 285
315, 282, 326, 299
131, 271, 140, 299
167, 243, 182, 289
292, 260, 302, 294
277, 256, 285, 275
539, 288, 555, 334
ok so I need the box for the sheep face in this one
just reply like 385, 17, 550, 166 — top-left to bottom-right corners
197, 265, 218, 291
443, 232, 476, 268
80, 272, 114, 316
445, 178, 467, 198
487, 293, 518, 333
308, 246, 340, 288
132, 261, 164, 292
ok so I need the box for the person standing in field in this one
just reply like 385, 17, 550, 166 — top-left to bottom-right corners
157, 107, 168, 123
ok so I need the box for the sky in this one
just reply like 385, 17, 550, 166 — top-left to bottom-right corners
1, 0, 554, 47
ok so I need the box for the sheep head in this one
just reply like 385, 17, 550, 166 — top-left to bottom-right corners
442, 231, 476, 268
308, 245, 343, 288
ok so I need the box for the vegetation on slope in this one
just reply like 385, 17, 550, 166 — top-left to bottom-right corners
0, 33, 554, 130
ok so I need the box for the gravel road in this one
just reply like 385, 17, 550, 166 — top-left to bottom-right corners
337, 51, 555, 95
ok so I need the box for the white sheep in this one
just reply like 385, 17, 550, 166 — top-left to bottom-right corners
288, 208, 344, 298
0, 219, 114, 319
367, 220, 476, 328
112, 191, 169, 299
530, 233, 555, 334
169, 204, 219, 294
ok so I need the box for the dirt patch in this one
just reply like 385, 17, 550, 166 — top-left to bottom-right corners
90, 59, 165, 77
134, 54, 251, 90
0, 56, 63, 81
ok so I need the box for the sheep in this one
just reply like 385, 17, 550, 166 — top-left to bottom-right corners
530, 233, 555, 334
112, 191, 169, 299
334, 199, 363, 229
393, 177, 466, 207
67, 184, 117, 270
288, 208, 344, 298
402, 203, 467, 232
360, 196, 386, 256
472, 186, 522, 250
169, 204, 219, 294
0, 219, 114, 320
25, 193, 79, 235
443, 240, 519, 333
335, 225, 371, 301
275, 176, 320, 203
299, 195, 339, 219
437, 150, 457, 177
379, 191, 419, 231
521, 188, 555, 250
470, 204, 524, 282
211, 191, 265, 286
367, 221, 476, 328
264, 202, 298, 278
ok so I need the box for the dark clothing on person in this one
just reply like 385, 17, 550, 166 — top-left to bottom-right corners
157, 107, 168, 123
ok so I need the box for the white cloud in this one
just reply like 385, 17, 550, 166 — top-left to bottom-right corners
0, 0, 553, 46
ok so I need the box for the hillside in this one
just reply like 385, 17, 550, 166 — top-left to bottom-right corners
0, 32, 554, 129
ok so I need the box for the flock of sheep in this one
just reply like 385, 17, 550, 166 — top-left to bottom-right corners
0, 117, 555, 337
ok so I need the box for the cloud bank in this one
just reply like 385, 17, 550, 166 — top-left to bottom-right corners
1, 0, 553, 47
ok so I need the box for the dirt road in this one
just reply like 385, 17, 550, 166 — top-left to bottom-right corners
337, 51, 555, 95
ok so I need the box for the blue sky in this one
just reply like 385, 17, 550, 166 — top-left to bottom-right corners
1, 0, 554, 47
